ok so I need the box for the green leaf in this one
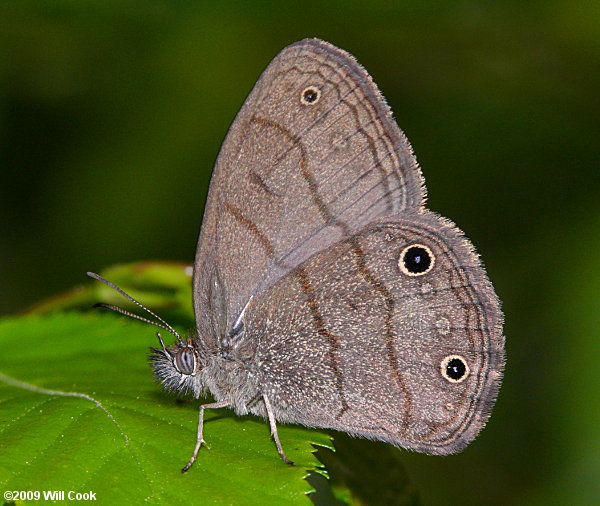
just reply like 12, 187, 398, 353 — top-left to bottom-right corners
0, 313, 332, 504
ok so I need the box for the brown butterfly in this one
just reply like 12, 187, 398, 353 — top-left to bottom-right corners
90, 38, 504, 472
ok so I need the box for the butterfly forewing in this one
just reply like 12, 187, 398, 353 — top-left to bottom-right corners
194, 39, 425, 336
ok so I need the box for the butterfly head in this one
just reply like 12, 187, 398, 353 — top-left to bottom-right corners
150, 333, 205, 398
86, 272, 206, 398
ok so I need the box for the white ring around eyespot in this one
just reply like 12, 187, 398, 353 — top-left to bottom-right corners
398, 243, 435, 276
300, 86, 321, 105
440, 354, 470, 383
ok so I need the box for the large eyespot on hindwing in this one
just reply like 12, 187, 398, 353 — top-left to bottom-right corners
398, 243, 435, 276
300, 85, 321, 105
174, 347, 196, 376
440, 355, 470, 383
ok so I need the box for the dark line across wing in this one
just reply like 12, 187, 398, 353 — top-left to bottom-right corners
224, 202, 275, 258
348, 235, 413, 433
294, 266, 350, 419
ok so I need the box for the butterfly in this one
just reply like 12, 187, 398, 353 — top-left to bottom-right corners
89, 38, 504, 472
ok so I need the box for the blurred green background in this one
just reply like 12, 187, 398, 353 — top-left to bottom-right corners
1, 0, 598, 504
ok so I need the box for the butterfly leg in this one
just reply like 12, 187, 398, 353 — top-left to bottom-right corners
263, 394, 294, 465
182, 400, 230, 473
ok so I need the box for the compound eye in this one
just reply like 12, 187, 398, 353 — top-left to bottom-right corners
175, 347, 196, 376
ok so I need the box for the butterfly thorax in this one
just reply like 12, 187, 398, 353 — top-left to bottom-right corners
201, 353, 261, 416
150, 331, 261, 416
